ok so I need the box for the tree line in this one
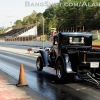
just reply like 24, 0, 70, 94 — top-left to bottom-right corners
2, 0, 100, 35
43, 0, 100, 33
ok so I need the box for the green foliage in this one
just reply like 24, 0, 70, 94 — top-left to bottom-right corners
92, 38, 100, 45
43, 0, 100, 32
4, 0, 100, 35
43, 5, 58, 33
14, 20, 23, 28
36, 13, 43, 35
0, 27, 11, 34
13, 11, 37, 28
0, 30, 3, 34
12, 11, 44, 35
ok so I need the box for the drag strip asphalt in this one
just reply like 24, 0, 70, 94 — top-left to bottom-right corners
0, 48, 100, 100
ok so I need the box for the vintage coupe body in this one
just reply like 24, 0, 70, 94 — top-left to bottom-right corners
36, 32, 100, 85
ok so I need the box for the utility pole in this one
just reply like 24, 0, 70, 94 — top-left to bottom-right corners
42, 17, 44, 49
35, 17, 37, 40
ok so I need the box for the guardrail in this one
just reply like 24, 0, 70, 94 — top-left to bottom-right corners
0, 41, 53, 48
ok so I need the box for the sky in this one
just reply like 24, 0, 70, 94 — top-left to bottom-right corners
0, 0, 59, 28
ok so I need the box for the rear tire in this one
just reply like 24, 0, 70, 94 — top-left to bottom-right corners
56, 61, 66, 81
56, 60, 76, 82
36, 56, 43, 71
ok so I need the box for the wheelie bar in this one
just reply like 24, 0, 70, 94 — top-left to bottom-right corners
86, 72, 100, 86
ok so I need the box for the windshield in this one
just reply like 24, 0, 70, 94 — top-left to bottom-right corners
69, 37, 84, 44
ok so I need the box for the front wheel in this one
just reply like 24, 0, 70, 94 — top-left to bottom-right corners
36, 56, 43, 71
56, 61, 66, 81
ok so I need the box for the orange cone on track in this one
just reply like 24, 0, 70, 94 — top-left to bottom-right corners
16, 64, 28, 87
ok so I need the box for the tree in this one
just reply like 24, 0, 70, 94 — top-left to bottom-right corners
43, 0, 100, 32
36, 13, 43, 35
14, 20, 22, 28
43, 5, 58, 33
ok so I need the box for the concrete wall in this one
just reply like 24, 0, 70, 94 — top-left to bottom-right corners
0, 41, 52, 48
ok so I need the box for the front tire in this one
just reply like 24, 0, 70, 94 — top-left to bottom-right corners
36, 56, 43, 71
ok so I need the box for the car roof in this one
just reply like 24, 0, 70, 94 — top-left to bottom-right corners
54, 32, 92, 37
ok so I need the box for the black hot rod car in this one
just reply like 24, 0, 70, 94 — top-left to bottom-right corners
36, 32, 100, 85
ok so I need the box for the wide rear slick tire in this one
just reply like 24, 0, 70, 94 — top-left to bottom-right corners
56, 60, 76, 83
56, 61, 66, 82
36, 56, 43, 71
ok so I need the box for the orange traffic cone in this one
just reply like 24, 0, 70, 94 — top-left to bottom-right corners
16, 64, 28, 87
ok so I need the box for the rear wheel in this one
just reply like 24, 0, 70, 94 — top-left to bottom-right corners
56, 61, 66, 81
56, 60, 76, 82
36, 56, 43, 71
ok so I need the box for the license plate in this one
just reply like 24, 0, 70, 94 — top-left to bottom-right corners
90, 62, 99, 68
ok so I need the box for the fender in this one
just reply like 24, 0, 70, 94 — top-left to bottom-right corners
55, 54, 75, 73
38, 49, 50, 67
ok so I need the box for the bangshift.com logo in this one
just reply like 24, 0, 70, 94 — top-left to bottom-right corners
25, 1, 100, 7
